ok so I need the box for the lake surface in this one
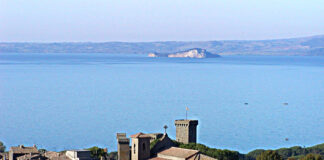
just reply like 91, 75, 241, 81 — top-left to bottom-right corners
0, 53, 324, 153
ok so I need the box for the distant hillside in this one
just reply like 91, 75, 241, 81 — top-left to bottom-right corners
1, 35, 324, 56
173, 141, 324, 160
245, 143, 324, 160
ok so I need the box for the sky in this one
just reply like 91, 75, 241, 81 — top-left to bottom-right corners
1, 0, 324, 42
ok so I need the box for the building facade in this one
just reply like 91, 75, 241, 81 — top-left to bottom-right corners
130, 133, 151, 160
117, 133, 130, 160
9, 145, 39, 160
175, 120, 198, 144
65, 150, 92, 160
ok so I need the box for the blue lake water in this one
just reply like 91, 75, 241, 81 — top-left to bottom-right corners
0, 53, 324, 153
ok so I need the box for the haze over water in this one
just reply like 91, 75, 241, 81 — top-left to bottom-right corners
0, 53, 324, 153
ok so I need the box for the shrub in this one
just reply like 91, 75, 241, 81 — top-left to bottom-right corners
256, 150, 283, 160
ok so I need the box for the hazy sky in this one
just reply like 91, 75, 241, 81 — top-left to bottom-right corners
1, 0, 324, 42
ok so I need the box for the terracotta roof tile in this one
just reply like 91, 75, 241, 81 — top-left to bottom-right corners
45, 151, 60, 159
148, 157, 170, 160
158, 147, 199, 159
17, 154, 43, 160
188, 154, 217, 160
130, 132, 151, 138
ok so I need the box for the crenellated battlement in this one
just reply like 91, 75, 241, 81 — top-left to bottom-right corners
174, 119, 198, 144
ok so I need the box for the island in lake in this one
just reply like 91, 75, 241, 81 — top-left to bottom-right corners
148, 48, 220, 58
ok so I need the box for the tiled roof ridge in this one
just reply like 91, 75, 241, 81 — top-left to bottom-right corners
130, 132, 144, 138
158, 147, 199, 158
130, 132, 151, 138
170, 146, 199, 152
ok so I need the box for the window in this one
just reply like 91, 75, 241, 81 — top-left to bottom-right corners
143, 143, 146, 151
134, 144, 136, 154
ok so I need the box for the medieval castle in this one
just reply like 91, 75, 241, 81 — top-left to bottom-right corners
116, 119, 215, 160
1, 119, 215, 160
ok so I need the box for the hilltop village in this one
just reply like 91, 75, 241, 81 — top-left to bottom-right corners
0, 119, 216, 160
2, 119, 324, 160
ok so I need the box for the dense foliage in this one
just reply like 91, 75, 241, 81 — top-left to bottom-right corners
0, 141, 5, 152
107, 151, 117, 160
150, 139, 160, 149
247, 144, 324, 160
172, 140, 324, 160
86, 147, 117, 160
38, 149, 47, 154
256, 150, 283, 160
86, 146, 108, 159
299, 154, 323, 160
246, 149, 266, 159
173, 141, 240, 160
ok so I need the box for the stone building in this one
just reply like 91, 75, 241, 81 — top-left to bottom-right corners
9, 145, 39, 160
0, 153, 9, 160
175, 120, 198, 144
16, 154, 47, 160
65, 150, 92, 160
130, 133, 151, 160
115, 119, 213, 160
144, 134, 163, 143
150, 147, 215, 160
44, 151, 69, 160
117, 132, 174, 160
127, 132, 216, 160
149, 134, 174, 157
116, 133, 130, 160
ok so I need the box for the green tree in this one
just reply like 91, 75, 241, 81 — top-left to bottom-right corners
256, 150, 283, 160
38, 149, 47, 154
87, 146, 107, 159
107, 152, 117, 160
300, 153, 323, 160
175, 142, 240, 160
150, 139, 160, 149
0, 141, 5, 152
246, 149, 266, 159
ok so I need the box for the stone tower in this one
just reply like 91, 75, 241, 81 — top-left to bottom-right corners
174, 119, 198, 144
117, 133, 130, 160
130, 133, 151, 160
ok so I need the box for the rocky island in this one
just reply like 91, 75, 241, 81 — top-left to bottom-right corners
148, 48, 220, 58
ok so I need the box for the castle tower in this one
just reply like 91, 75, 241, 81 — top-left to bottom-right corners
130, 133, 151, 160
175, 119, 198, 144
117, 133, 130, 160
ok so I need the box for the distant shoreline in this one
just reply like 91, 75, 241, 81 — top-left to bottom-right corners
0, 35, 323, 56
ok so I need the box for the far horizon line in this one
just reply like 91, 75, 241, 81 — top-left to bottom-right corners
1, 34, 323, 44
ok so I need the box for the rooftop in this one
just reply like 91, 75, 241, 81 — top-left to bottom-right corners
158, 147, 199, 159
117, 137, 130, 143
175, 120, 198, 125
17, 154, 43, 160
116, 133, 127, 139
175, 119, 198, 122
66, 150, 90, 152
10, 145, 39, 154
149, 157, 170, 160
130, 132, 151, 138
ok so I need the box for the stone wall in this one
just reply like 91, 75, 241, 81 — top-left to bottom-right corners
175, 120, 198, 144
